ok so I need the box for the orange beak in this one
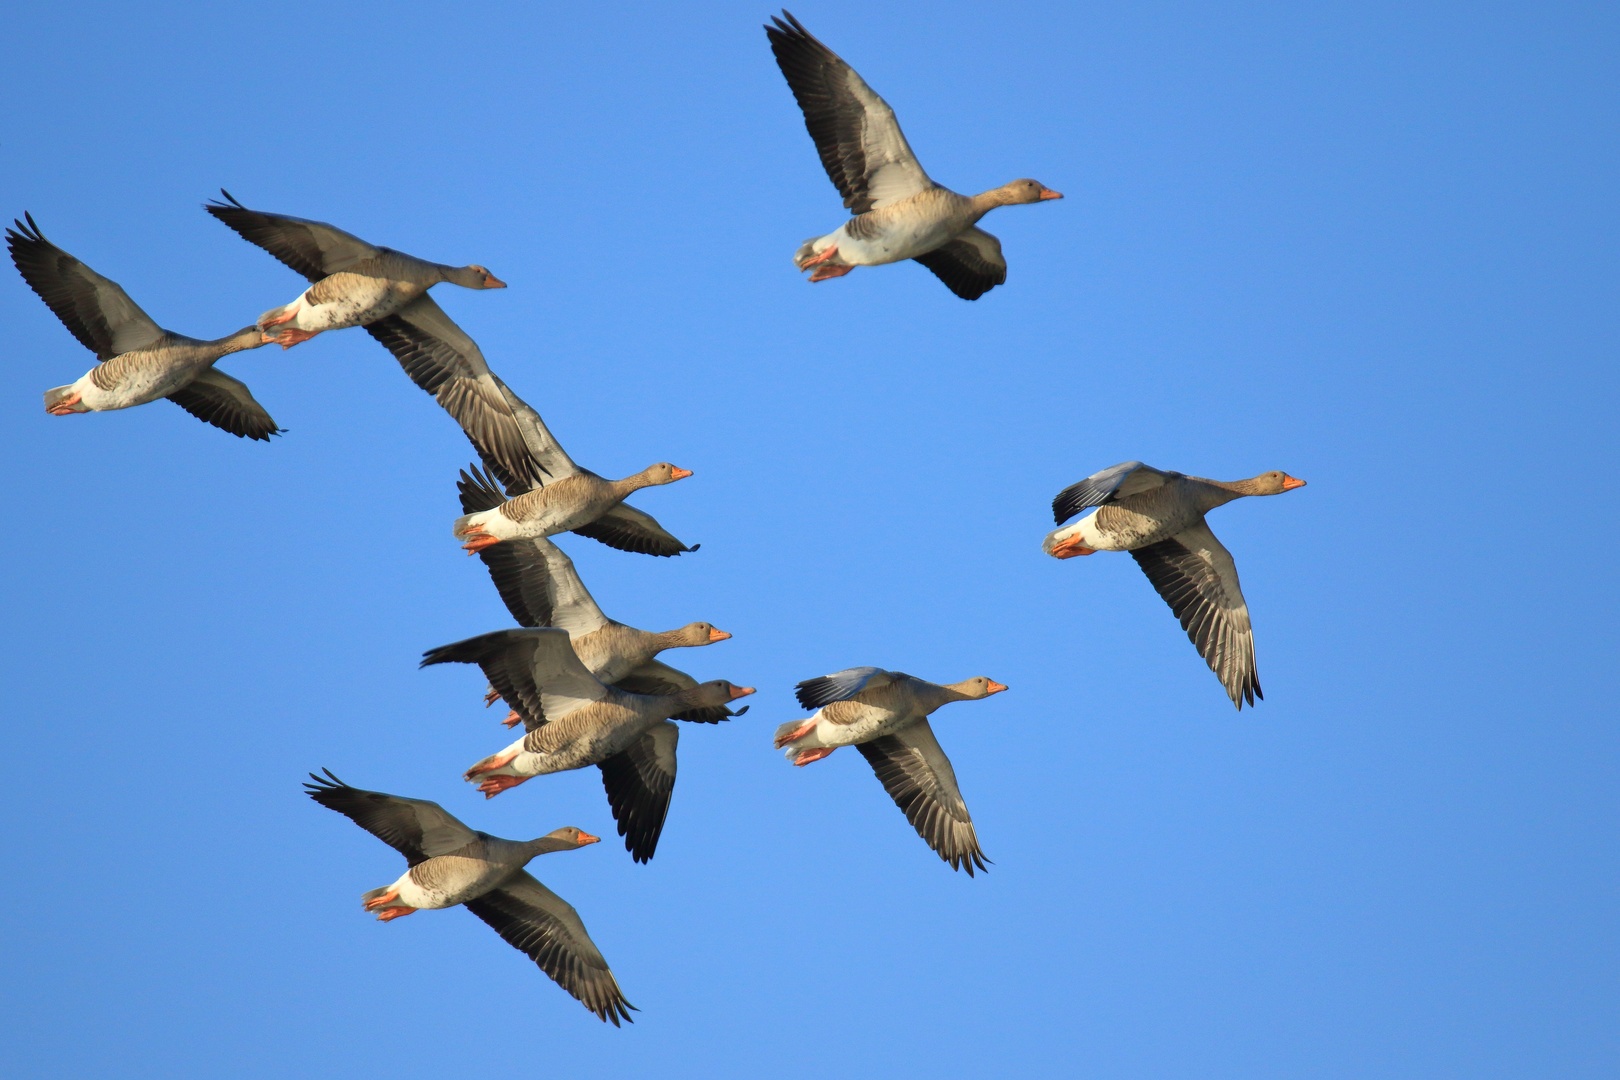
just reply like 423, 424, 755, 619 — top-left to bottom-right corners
708, 628, 732, 643
1049, 536, 1097, 559
1038, 189, 1064, 200
577, 831, 600, 846
1282, 475, 1307, 490
986, 681, 1009, 694
484, 274, 508, 289
670, 467, 694, 480
729, 685, 756, 700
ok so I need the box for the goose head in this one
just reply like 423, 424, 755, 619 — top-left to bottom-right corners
222, 325, 272, 353
946, 676, 1010, 700
446, 264, 507, 289
993, 179, 1063, 206
687, 680, 756, 708
1242, 471, 1308, 496
641, 462, 694, 486
671, 622, 732, 647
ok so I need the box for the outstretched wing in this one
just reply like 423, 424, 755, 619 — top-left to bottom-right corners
765, 11, 933, 213
1052, 462, 1170, 524
365, 298, 553, 493
422, 628, 553, 730
303, 770, 479, 867
463, 871, 637, 1025
204, 190, 379, 282
597, 721, 678, 864
912, 227, 1006, 301
1129, 520, 1261, 709
856, 721, 988, 875
571, 502, 697, 558
8, 214, 166, 360
614, 659, 748, 725
794, 666, 893, 710
166, 368, 282, 441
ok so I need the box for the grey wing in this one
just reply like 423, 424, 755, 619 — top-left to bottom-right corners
911, 227, 1007, 301
794, 666, 892, 710
614, 660, 748, 724
365, 297, 551, 493
166, 368, 282, 441
571, 502, 697, 558
597, 721, 678, 863
1129, 520, 1260, 709
421, 629, 551, 730
765, 12, 933, 213
525, 626, 611, 721
1052, 461, 1170, 524
463, 871, 636, 1025
458, 466, 553, 627
204, 190, 379, 281
303, 770, 479, 867
8, 214, 166, 360
856, 721, 988, 875
534, 538, 610, 636
485, 372, 581, 490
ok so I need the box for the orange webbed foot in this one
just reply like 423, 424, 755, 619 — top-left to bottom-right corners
502, 710, 522, 729
375, 906, 416, 922
793, 746, 837, 767
773, 718, 819, 749
478, 774, 529, 798
808, 264, 854, 283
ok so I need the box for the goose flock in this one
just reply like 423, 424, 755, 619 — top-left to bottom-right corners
9, 13, 1305, 1025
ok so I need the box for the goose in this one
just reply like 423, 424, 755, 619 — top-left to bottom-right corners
1042, 461, 1307, 709
426, 489, 743, 726
205, 191, 504, 348
423, 627, 754, 863
452, 440, 694, 556
304, 770, 634, 1025
8, 215, 279, 440
774, 667, 1006, 874
765, 11, 1062, 300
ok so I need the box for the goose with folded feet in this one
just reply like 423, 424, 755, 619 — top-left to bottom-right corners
775, 667, 1006, 874
1042, 461, 1306, 709
205, 190, 504, 349
766, 12, 1062, 300
304, 771, 633, 1024
427, 628, 754, 863
423, 524, 743, 727
8, 215, 279, 440
453, 454, 693, 557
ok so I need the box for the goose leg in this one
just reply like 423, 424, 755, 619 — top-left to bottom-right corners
46, 393, 83, 416
502, 710, 523, 729
272, 328, 318, 349
260, 305, 299, 328
773, 718, 819, 748
460, 530, 502, 554
1049, 537, 1097, 558
484, 688, 501, 707
809, 264, 854, 283
362, 888, 400, 911
465, 748, 520, 780
799, 244, 840, 269
793, 746, 838, 766
375, 906, 416, 922
477, 774, 530, 798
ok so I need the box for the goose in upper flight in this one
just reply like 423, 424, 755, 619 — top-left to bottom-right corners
1042, 461, 1306, 709
304, 770, 634, 1025
8, 215, 280, 440
205, 191, 504, 348
424, 627, 754, 863
765, 11, 1062, 300
774, 667, 1007, 874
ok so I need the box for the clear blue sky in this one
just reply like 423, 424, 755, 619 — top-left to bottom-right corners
1, 2, 1615, 1077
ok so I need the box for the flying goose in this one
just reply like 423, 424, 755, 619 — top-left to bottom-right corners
8, 215, 279, 440
1042, 461, 1306, 708
205, 191, 504, 348
765, 11, 1062, 300
774, 667, 1006, 874
452, 442, 694, 557
423, 627, 754, 863
304, 770, 634, 1025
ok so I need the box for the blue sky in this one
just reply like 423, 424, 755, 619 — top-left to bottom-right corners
1, 1, 1615, 1077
